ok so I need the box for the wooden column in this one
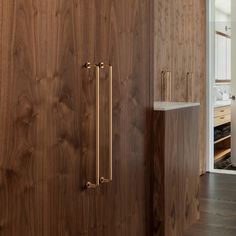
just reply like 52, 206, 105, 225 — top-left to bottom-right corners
153, 106, 200, 236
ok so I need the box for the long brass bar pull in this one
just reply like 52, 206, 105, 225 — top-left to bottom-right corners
109, 66, 112, 181
99, 63, 113, 184
161, 71, 172, 102
84, 62, 100, 189
187, 72, 193, 102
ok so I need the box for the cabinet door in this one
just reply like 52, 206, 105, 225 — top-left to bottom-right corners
0, 1, 98, 235
172, 0, 195, 102
153, 0, 173, 101
215, 34, 228, 80
227, 37, 231, 80
0, 1, 152, 235
95, 1, 152, 235
185, 0, 195, 102
172, 0, 187, 102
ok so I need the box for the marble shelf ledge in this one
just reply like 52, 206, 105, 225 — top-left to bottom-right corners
154, 101, 200, 111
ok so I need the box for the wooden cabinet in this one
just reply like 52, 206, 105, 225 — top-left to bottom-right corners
153, 0, 206, 174
214, 106, 231, 163
215, 34, 228, 80
153, 106, 200, 236
215, 33, 231, 81
153, 0, 172, 101
214, 106, 231, 117
214, 106, 231, 127
214, 114, 231, 127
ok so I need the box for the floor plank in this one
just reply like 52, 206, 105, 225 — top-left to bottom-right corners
185, 173, 236, 236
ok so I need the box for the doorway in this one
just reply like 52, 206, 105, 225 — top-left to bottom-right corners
208, 0, 236, 173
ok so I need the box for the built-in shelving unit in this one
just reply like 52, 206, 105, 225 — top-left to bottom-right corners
214, 105, 231, 168
214, 135, 231, 144
216, 31, 231, 39
214, 147, 231, 162
213, 0, 232, 170
215, 80, 231, 84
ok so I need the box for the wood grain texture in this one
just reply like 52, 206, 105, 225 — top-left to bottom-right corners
0, 0, 152, 235
153, 0, 206, 174
153, 107, 200, 236
193, 0, 206, 175
185, 173, 236, 236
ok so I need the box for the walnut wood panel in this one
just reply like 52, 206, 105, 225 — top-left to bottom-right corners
153, 0, 206, 174
93, 1, 152, 235
193, 0, 206, 175
153, 107, 200, 236
153, 0, 172, 101
0, 0, 152, 235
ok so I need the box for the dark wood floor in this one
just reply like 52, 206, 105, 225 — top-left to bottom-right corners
185, 173, 236, 236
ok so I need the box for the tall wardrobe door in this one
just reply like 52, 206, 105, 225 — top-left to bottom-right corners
0, 0, 151, 236
185, 0, 195, 102
94, 0, 151, 235
193, 0, 206, 174
172, 0, 186, 102
153, 0, 173, 101
0, 1, 100, 235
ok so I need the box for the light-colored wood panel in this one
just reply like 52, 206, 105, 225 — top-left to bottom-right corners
193, 0, 206, 175
214, 114, 231, 127
214, 135, 231, 144
214, 106, 231, 117
214, 148, 231, 161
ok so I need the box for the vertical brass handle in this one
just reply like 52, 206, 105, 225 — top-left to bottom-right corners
187, 72, 193, 102
84, 62, 100, 189
161, 71, 172, 102
99, 63, 113, 184
168, 72, 172, 101
108, 65, 112, 181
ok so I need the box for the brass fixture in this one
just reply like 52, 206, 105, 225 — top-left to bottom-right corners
84, 61, 94, 69
98, 62, 105, 69
84, 62, 100, 189
98, 62, 113, 184
161, 71, 172, 102
83, 62, 113, 188
187, 72, 193, 102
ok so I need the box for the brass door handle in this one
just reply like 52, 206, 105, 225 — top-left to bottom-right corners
161, 71, 172, 102
186, 72, 193, 102
98, 63, 113, 184
84, 62, 100, 189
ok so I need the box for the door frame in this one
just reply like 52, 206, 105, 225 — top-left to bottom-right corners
207, 0, 236, 174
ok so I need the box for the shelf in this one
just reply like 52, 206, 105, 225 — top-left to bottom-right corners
214, 135, 231, 144
215, 31, 231, 39
214, 148, 231, 162
215, 80, 231, 85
